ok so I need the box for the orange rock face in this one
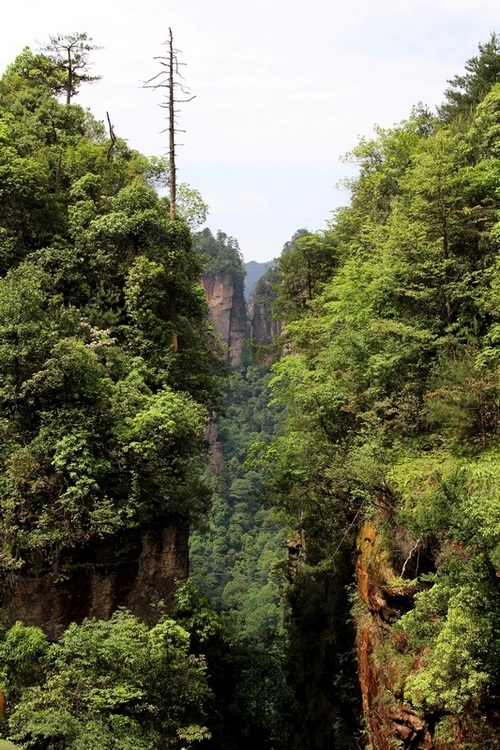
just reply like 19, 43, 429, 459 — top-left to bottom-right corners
202, 273, 247, 366
356, 524, 433, 750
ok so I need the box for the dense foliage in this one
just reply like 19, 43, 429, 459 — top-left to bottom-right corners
190, 361, 286, 639
0, 583, 293, 750
0, 37, 295, 750
260, 34, 500, 747
0, 43, 220, 568
4, 28, 500, 750
0, 39, 225, 750
0, 611, 210, 750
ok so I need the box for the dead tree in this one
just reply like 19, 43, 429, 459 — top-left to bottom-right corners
143, 29, 195, 353
106, 112, 117, 161
144, 28, 195, 220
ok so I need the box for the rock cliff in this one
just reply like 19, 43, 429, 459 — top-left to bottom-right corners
356, 524, 433, 749
250, 295, 281, 346
1, 524, 189, 641
355, 523, 500, 749
248, 266, 282, 350
202, 272, 247, 366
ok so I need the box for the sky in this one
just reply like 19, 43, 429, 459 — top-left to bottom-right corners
1, 1, 500, 262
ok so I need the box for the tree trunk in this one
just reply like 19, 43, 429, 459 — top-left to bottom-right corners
168, 28, 176, 221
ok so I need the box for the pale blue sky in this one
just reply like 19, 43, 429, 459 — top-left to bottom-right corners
1, 0, 500, 261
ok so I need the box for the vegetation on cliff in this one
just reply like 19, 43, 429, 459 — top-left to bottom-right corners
0, 38, 225, 749
194, 228, 245, 297
3, 26, 500, 750
260, 32, 500, 749
0, 38, 291, 750
0, 42, 222, 567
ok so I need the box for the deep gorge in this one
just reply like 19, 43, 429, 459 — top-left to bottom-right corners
1, 32, 500, 750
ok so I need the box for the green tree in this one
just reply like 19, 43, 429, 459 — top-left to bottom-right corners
440, 32, 500, 124
43, 33, 101, 105
258, 36, 500, 747
0, 43, 219, 578
272, 229, 338, 322
1, 613, 210, 750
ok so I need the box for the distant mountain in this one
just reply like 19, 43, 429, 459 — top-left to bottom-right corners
244, 260, 275, 299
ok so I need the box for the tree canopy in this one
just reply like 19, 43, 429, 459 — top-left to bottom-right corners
258, 33, 500, 748
0, 39, 220, 566
4, 28, 500, 750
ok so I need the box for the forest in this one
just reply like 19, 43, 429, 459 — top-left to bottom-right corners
0, 28, 500, 750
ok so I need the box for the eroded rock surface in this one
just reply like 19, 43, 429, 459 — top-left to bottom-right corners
356, 524, 433, 750
202, 272, 247, 366
1, 524, 189, 640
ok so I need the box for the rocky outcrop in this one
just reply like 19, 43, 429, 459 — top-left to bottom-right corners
202, 272, 247, 366
249, 266, 281, 351
1, 524, 189, 641
202, 266, 282, 363
251, 296, 281, 346
355, 523, 500, 749
356, 524, 432, 750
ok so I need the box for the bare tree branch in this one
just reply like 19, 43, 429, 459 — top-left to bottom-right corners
143, 28, 196, 353
401, 538, 421, 578
106, 112, 117, 161
143, 28, 195, 222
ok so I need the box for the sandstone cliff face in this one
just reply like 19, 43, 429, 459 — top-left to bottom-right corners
355, 523, 499, 749
356, 523, 433, 750
250, 297, 281, 346
1, 524, 189, 641
249, 267, 281, 347
202, 267, 281, 361
202, 272, 247, 366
